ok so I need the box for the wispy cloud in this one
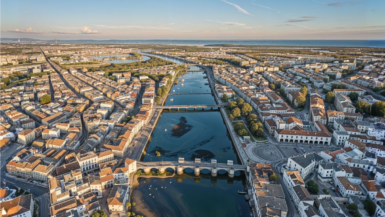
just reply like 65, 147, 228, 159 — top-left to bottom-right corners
206, 19, 256, 30
52, 31, 79, 34
311, 0, 325, 5
8, 27, 42, 34
206, 19, 246, 26
280, 23, 313, 30
252, 3, 281, 14
286, 16, 316, 23
221, 0, 254, 16
81, 26, 98, 34
327, 1, 363, 7
93, 24, 172, 30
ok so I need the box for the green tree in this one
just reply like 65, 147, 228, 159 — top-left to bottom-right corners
91, 211, 107, 217
372, 101, 385, 117
295, 96, 306, 108
233, 123, 244, 131
257, 121, 263, 129
300, 86, 308, 96
306, 180, 319, 194
331, 83, 347, 91
365, 200, 376, 216
229, 114, 234, 120
40, 94, 51, 105
241, 103, 252, 116
247, 114, 258, 125
161, 86, 168, 97
250, 123, 259, 135
238, 129, 248, 136
236, 98, 244, 108
126, 202, 131, 208
132, 202, 136, 206
347, 203, 358, 213
348, 92, 359, 101
126, 212, 132, 217
322, 189, 330, 194
231, 107, 241, 119
228, 101, 237, 110
222, 93, 229, 102
269, 173, 279, 182
157, 88, 163, 96
255, 128, 264, 137
155, 151, 161, 157
269, 83, 275, 90
325, 91, 335, 103
155, 96, 161, 104
355, 101, 371, 114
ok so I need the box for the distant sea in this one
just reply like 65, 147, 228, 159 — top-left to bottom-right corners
2, 38, 385, 48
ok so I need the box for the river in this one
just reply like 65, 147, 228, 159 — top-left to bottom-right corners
132, 63, 250, 217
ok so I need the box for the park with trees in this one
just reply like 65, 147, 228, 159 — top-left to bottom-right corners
227, 98, 266, 140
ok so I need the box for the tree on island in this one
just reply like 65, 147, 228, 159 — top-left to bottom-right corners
155, 151, 161, 157
40, 94, 51, 105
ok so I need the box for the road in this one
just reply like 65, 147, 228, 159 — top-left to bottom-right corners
0, 143, 47, 197
273, 161, 299, 217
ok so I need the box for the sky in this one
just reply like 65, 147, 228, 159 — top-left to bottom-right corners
1, 0, 384, 40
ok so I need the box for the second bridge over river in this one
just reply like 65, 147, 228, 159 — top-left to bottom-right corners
137, 158, 248, 178
155, 103, 227, 111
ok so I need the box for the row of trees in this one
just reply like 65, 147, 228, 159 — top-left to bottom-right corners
89, 56, 175, 74
353, 99, 385, 117
228, 98, 265, 138
246, 114, 264, 138
228, 98, 253, 119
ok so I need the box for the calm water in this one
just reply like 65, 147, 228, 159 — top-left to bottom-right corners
165, 94, 216, 105
144, 53, 185, 64
89, 54, 150, 63
170, 70, 211, 94
142, 111, 238, 163
165, 66, 215, 105
136, 64, 249, 216
131, 175, 250, 217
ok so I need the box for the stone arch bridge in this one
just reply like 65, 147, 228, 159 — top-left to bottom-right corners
137, 158, 248, 178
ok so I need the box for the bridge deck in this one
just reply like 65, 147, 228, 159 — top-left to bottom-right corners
168, 93, 211, 96
137, 161, 247, 170
155, 104, 221, 109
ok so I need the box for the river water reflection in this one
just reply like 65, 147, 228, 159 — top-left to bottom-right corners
131, 174, 250, 217
134, 65, 250, 216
